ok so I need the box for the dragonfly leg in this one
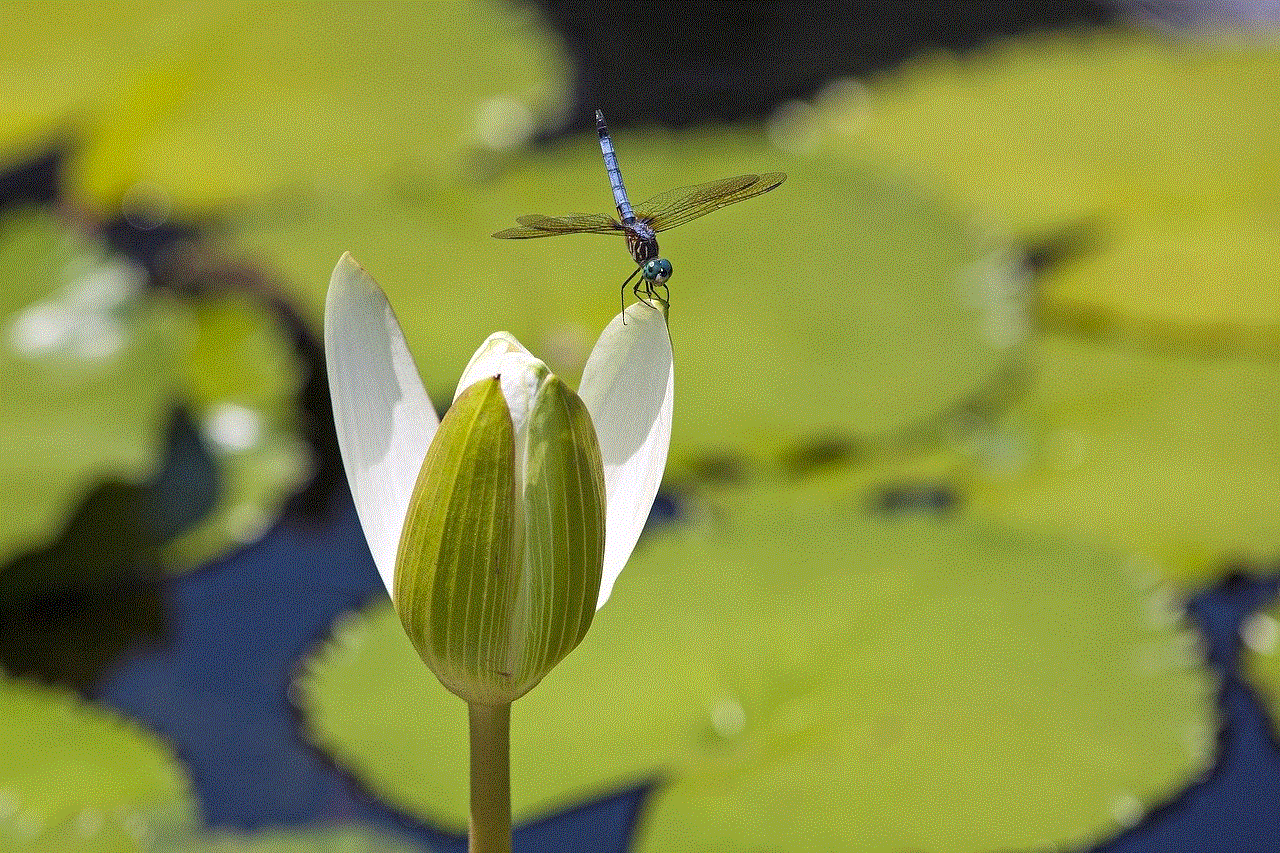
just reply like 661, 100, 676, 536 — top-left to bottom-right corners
633, 280, 653, 310
620, 265, 643, 320
633, 279, 667, 310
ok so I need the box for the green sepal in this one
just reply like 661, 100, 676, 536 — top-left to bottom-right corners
392, 374, 606, 706
394, 377, 520, 705
512, 375, 606, 693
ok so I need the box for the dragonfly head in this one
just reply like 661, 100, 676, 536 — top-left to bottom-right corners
642, 257, 673, 284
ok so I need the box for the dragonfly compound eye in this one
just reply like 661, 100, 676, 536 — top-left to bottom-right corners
645, 258, 673, 283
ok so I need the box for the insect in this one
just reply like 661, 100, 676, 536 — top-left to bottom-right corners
493, 109, 786, 309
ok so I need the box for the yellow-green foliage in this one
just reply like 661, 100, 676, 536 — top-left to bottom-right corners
167, 826, 421, 853
834, 32, 1280, 352
0, 211, 307, 573
0, 676, 190, 851
301, 470, 1213, 853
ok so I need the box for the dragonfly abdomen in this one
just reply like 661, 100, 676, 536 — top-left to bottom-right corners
596, 110, 637, 224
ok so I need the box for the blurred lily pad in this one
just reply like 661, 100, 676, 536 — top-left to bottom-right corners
157, 290, 309, 564
1038, 221, 1280, 356
789, 33, 1280, 586
298, 473, 1212, 853
823, 33, 1280, 352
1242, 599, 1280, 723
968, 333, 1280, 586
0, 210, 179, 564
0, 209, 307, 576
0, 1, 222, 153
0, 2, 568, 212
0, 675, 191, 851
839, 33, 1280, 239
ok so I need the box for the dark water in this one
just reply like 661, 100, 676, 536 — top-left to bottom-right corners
73, 483, 1279, 852
89, 493, 651, 853
1088, 574, 1280, 853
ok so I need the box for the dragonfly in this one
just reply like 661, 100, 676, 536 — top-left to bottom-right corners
494, 109, 786, 309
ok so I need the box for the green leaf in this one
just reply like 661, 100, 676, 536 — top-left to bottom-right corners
168, 826, 424, 852
1039, 222, 1280, 356
971, 334, 1280, 586
0, 675, 191, 851
2, 3, 565, 210
845, 34, 1280, 239
0, 212, 178, 569
839, 34, 1280, 357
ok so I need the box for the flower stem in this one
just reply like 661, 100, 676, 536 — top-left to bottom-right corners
468, 702, 512, 853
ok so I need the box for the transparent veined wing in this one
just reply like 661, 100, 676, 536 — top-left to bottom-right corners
636, 172, 787, 232
492, 213, 622, 239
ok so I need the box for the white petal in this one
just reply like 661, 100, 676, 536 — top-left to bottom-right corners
325, 254, 439, 595
454, 332, 531, 401
489, 351, 551, 494
577, 300, 673, 609
494, 351, 550, 439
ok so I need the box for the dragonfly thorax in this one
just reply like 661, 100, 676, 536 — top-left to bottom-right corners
623, 224, 659, 267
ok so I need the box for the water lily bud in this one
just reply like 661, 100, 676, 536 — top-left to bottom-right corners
393, 362, 606, 706
325, 254, 672, 706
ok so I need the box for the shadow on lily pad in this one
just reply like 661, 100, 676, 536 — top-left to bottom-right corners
0, 406, 218, 691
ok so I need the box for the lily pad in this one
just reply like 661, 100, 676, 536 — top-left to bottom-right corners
0, 209, 307, 577
968, 333, 1280, 587
787, 32, 1280, 586
1242, 599, 1280, 725
1037, 222, 1280, 356
823, 33, 1280, 350
0, 675, 191, 851
0, 210, 179, 565
157, 291, 310, 565
8, 2, 566, 211
0, 2, 222, 151
839, 33, 1280, 239
298, 473, 1212, 853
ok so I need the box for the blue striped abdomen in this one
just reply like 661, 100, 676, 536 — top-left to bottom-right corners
596, 110, 636, 223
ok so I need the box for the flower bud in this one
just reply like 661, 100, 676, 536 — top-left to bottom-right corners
392, 361, 606, 705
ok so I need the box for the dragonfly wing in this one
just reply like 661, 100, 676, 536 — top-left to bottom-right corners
636, 172, 787, 232
492, 213, 622, 239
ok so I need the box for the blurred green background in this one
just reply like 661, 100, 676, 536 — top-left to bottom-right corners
0, 2, 1276, 852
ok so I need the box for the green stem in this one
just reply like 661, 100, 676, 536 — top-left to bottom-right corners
468, 702, 512, 853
